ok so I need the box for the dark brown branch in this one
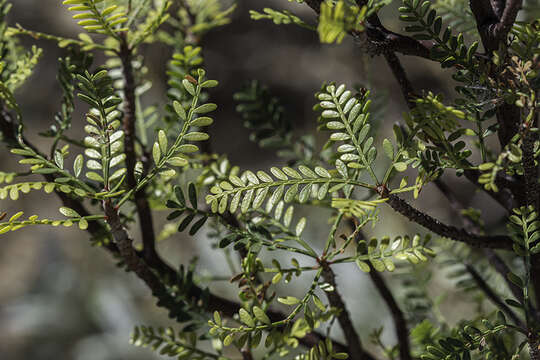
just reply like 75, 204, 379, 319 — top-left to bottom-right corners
119, 34, 168, 274
321, 265, 368, 360
368, 268, 412, 360
358, 0, 433, 59
380, 191, 513, 250
118, 36, 138, 193
470, 0, 522, 53
465, 263, 525, 328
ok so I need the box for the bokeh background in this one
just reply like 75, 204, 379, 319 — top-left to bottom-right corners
0, 1, 512, 359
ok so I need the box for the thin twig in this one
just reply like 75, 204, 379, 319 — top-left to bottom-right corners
465, 263, 526, 328
434, 178, 524, 302
383, 52, 416, 108
321, 264, 368, 360
381, 190, 513, 250
483, 248, 524, 303
368, 267, 412, 360
350, 219, 411, 360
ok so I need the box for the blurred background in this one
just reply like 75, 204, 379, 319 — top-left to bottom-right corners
0, 0, 512, 359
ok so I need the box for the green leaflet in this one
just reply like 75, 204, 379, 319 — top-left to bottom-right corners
205, 164, 373, 215
62, 0, 128, 38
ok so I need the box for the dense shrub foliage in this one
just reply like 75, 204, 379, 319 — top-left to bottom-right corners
0, 0, 539, 359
